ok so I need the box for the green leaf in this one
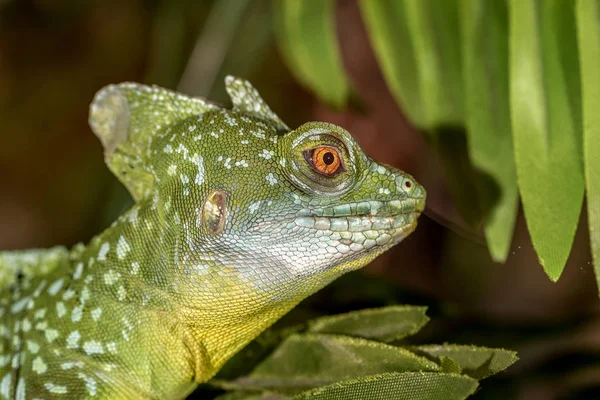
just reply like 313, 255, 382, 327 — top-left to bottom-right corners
214, 391, 285, 400
402, 0, 464, 128
509, 0, 584, 280
273, 0, 350, 108
576, 1, 600, 293
291, 372, 478, 400
307, 306, 429, 342
221, 334, 440, 394
460, 0, 518, 262
360, 0, 463, 128
412, 344, 518, 380
358, 1, 425, 126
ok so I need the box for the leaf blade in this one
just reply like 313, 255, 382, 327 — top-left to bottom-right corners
460, 0, 518, 262
291, 372, 478, 400
509, 0, 584, 279
307, 305, 429, 342
576, 0, 600, 293
273, 0, 350, 108
412, 344, 518, 380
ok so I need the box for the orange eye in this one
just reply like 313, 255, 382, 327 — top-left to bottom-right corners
312, 146, 341, 175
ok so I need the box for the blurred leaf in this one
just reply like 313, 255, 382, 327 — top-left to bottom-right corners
360, 0, 463, 128
219, 333, 439, 394
291, 372, 478, 400
460, 0, 518, 262
179, 0, 251, 96
576, 0, 600, 293
214, 391, 285, 400
402, 0, 464, 128
273, 0, 350, 108
306, 305, 429, 342
412, 344, 518, 380
509, 0, 584, 280
208, 0, 274, 103
358, 0, 425, 126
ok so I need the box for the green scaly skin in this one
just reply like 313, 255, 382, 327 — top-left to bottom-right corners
0, 77, 425, 399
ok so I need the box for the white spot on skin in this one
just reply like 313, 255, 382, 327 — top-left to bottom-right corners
266, 173, 278, 185
44, 383, 68, 394
81, 286, 90, 303
15, 378, 24, 400
279, 158, 286, 167
116, 236, 131, 259
83, 340, 104, 355
117, 286, 127, 301
71, 305, 83, 322
128, 207, 139, 223
56, 302, 66, 318
131, 261, 140, 275
91, 308, 102, 321
45, 329, 59, 343
163, 144, 173, 153
21, 319, 31, 332
107, 342, 118, 354
235, 160, 249, 167
73, 262, 84, 280
180, 174, 190, 185
167, 164, 178, 176
104, 270, 120, 285
34, 308, 46, 319
1, 374, 11, 398
224, 158, 232, 169
98, 243, 110, 261
11, 297, 30, 314
191, 154, 205, 186
248, 201, 261, 214
258, 149, 275, 159
35, 321, 47, 330
32, 356, 48, 374
62, 289, 75, 301
79, 372, 97, 396
26, 340, 40, 354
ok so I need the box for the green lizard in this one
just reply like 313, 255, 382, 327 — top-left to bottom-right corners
0, 76, 425, 399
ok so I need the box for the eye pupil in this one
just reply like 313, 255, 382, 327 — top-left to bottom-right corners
323, 152, 335, 165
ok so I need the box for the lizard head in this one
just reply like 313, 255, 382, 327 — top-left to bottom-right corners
201, 119, 426, 292
90, 76, 425, 301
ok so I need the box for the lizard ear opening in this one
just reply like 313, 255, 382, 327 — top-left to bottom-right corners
89, 83, 218, 201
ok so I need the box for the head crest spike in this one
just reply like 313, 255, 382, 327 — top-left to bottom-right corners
224, 75, 289, 131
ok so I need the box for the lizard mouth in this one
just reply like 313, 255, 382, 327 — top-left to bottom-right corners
290, 198, 425, 251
